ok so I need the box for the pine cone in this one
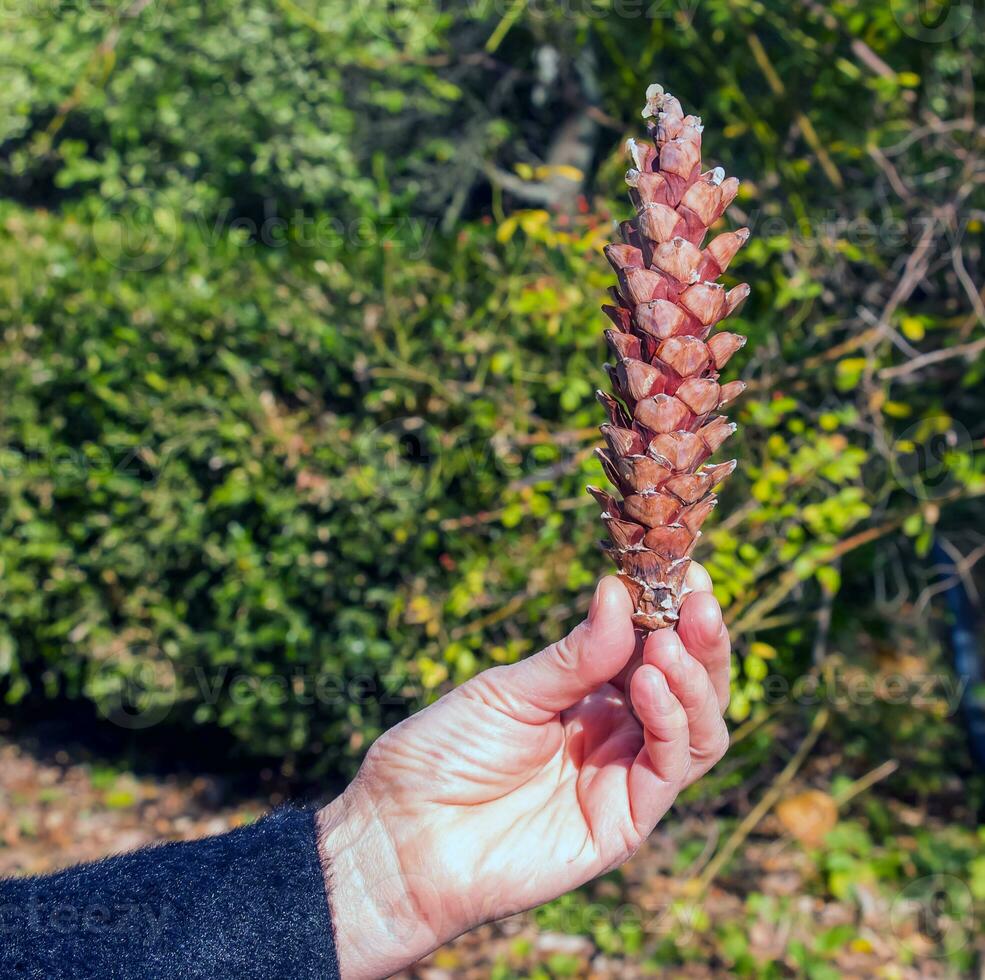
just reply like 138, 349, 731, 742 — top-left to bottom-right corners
591, 83, 750, 632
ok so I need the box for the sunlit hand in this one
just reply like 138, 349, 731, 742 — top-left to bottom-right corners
317, 567, 731, 979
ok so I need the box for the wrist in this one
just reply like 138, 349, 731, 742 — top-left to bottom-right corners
315, 784, 442, 980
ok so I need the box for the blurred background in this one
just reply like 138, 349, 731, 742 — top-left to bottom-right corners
0, 0, 983, 976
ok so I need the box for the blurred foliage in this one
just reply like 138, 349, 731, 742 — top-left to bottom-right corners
0, 0, 983, 792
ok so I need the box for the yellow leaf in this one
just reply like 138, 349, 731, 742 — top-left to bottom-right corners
519, 209, 550, 233
728, 691, 751, 722
417, 657, 448, 689
496, 215, 519, 244
900, 316, 925, 341
433, 949, 461, 969
533, 164, 584, 182
883, 400, 911, 418
749, 641, 776, 660
836, 357, 867, 376
406, 595, 435, 625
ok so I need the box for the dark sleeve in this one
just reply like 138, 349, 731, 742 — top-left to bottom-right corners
0, 807, 340, 980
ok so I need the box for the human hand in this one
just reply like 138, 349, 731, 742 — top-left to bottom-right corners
317, 567, 731, 979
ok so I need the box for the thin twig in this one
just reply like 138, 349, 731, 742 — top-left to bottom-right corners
448, 592, 530, 641
692, 707, 830, 895
879, 335, 985, 381
728, 705, 782, 747
812, 560, 838, 666
867, 143, 912, 199
440, 495, 587, 532
729, 519, 901, 633
833, 759, 899, 808
952, 245, 985, 330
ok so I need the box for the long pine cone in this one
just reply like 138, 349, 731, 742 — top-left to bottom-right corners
591, 84, 750, 632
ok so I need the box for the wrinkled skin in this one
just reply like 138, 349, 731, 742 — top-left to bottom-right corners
318, 566, 731, 979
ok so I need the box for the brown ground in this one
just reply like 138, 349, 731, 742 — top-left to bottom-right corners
0, 725, 977, 979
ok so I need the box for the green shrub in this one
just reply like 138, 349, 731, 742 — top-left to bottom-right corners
0, 0, 982, 772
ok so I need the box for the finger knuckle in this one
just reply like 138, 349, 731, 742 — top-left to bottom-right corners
674, 753, 693, 785
551, 630, 583, 672
713, 724, 731, 761
693, 723, 730, 770
363, 734, 388, 767
654, 751, 690, 786
662, 721, 689, 745
462, 666, 512, 710
661, 703, 689, 738
679, 666, 712, 707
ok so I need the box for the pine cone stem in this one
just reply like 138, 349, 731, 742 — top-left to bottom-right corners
592, 84, 750, 632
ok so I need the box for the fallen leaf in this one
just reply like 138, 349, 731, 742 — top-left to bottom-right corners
776, 789, 838, 848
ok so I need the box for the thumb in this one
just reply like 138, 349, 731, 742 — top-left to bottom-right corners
477, 577, 636, 723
